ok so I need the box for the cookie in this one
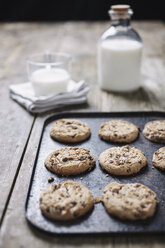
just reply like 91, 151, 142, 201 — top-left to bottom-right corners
152, 147, 165, 170
50, 119, 90, 143
98, 120, 139, 143
102, 182, 157, 220
40, 180, 94, 221
98, 145, 147, 176
143, 120, 165, 143
45, 147, 96, 176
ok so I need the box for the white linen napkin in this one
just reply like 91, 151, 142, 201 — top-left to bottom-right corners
9, 80, 89, 113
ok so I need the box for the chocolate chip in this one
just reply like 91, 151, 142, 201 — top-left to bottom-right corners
62, 157, 68, 162
80, 156, 86, 161
46, 207, 50, 213
88, 156, 93, 161
54, 184, 61, 190
89, 162, 95, 166
72, 126, 78, 129
54, 184, 58, 190
55, 206, 65, 212
73, 212, 79, 218
70, 201, 77, 208
81, 202, 86, 208
48, 177, 54, 183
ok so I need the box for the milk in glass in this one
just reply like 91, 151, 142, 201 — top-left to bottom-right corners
27, 52, 71, 96
31, 68, 70, 96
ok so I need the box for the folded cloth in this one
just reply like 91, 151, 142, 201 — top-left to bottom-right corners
9, 80, 89, 113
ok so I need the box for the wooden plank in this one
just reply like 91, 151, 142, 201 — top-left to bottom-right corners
0, 23, 35, 221
0, 21, 165, 247
0, 22, 73, 221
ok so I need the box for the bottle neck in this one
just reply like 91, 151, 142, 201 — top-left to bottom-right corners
108, 9, 132, 28
111, 18, 131, 27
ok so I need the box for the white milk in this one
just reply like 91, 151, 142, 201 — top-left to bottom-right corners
31, 68, 70, 96
98, 39, 142, 92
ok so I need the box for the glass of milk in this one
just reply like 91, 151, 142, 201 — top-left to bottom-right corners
27, 51, 72, 96
98, 5, 143, 92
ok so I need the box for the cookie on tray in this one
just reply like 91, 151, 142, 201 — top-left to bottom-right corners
143, 120, 165, 143
50, 119, 90, 143
98, 145, 147, 176
45, 147, 96, 176
152, 147, 165, 170
98, 120, 139, 143
102, 182, 157, 220
40, 180, 94, 221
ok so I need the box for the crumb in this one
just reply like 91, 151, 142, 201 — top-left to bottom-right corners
152, 166, 155, 169
48, 177, 54, 183
80, 177, 83, 180
105, 174, 109, 177
95, 197, 102, 204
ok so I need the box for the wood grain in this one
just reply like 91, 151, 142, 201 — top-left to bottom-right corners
0, 23, 35, 221
0, 21, 165, 248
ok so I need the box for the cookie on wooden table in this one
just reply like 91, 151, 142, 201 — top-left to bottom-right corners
152, 147, 165, 170
98, 145, 147, 176
143, 120, 165, 143
45, 147, 96, 176
102, 182, 157, 220
98, 120, 139, 143
50, 119, 90, 143
40, 180, 94, 221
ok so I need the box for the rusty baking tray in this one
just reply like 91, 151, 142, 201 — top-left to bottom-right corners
25, 111, 165, 235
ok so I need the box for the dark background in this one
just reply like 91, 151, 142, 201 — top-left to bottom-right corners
0, 0, 164, 22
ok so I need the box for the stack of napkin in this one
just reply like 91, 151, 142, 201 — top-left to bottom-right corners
9, 80, 89, 113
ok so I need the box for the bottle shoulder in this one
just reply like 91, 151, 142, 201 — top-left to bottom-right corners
100, 25, 142, 43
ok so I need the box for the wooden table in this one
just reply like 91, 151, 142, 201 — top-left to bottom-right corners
0, 21, 165, 248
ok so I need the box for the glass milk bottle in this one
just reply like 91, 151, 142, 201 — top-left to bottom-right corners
98, 5, 143, 92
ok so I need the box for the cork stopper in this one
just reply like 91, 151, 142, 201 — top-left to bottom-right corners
111, 5, 130, 11
109, 4, 132, 18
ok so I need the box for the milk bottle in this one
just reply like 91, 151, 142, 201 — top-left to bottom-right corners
98, 5, 143, 92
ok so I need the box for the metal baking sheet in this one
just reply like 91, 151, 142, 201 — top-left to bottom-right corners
25, 111, 165, 235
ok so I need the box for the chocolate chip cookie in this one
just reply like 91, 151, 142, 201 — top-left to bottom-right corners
98, 120, 139, 143
50, 119, 90, 143
102, 182, 157, 220
40, 180, 94, 221
45, 147, 96, 176
152, 147, 165, 170
98, 145, 147, 176
143, 120, 165, 143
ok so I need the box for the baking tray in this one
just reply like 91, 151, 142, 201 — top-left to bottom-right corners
25, 111, 165, 235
